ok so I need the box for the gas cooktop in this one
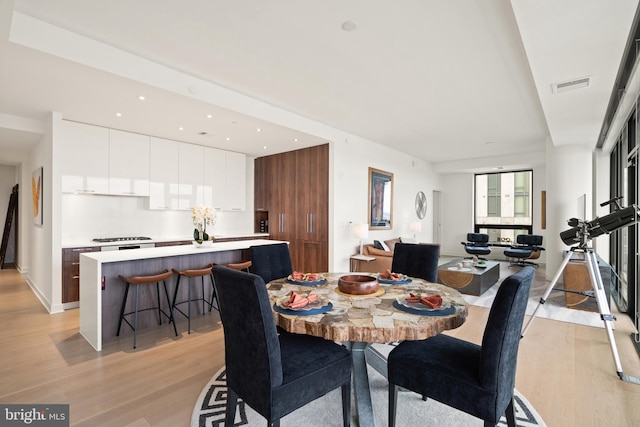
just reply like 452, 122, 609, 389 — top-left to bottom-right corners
92, 236, 152, 243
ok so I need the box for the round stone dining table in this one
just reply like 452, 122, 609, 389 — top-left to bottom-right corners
266, 272, 468, 427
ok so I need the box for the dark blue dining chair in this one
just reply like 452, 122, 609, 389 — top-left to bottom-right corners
249, 243, 293, 283
390, 243, 440, 282
212, 265, 352, 427
388, 266, 535, 427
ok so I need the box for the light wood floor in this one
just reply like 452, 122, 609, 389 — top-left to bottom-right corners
1, 266, 639, 426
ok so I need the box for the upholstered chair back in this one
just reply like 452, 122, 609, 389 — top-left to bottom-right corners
516, 234, 543, 247
212, 266, 283, 416
479, 266, 535, 417
249, 243, 293, 283
467, 233, 489, 244
391, 243, 440, 282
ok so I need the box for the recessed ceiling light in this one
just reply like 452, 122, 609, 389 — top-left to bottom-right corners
293, 138, 298, 142
256, 128, 262, 132
178, 127, 184, 131
226, 137, 231, 141
263, 146, 268, 150
206, 114, 212, 119
341, 20, 357, 32
115, 112, 122, 117
138, 95, 145, 101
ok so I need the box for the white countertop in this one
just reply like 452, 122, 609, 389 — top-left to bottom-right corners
80, 239, 284, 263
62, 233, 270, 249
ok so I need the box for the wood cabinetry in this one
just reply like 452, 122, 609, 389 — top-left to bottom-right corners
254, 144, 329, 272
62, 246, 100, 303
108, 129, 150, 196
59, 121, 110, 194
563, 256, 611, 312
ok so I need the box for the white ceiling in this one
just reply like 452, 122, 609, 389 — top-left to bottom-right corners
0, 0, 637, 172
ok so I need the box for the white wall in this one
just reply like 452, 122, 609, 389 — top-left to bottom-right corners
545, 142, 592, 277
330, 136, 441, 272
437, 166, 547, 263
26, 113, 56, 311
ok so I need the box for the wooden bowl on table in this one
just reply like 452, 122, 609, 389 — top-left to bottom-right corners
338, 275, 379, 295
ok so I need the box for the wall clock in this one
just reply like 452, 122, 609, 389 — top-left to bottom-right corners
415, 191, 427, 219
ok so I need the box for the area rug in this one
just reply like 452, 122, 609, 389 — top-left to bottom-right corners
462, 272, 606, 329
191, 366, 547, 427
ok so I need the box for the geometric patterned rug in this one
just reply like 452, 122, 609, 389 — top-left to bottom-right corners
191, 366, 547, 427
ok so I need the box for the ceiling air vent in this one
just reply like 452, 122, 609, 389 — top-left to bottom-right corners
551, 76, 591, 94
198, 131, 212, 137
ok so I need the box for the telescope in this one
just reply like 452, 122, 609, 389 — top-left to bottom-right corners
560, 197, 639, 246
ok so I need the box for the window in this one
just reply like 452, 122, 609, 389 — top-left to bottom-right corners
487, 174, 501, 217
513, 172, 530, 217
474, 170, 533, 243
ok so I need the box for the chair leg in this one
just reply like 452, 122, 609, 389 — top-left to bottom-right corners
116, 282, 130, 336
341, 381, 351, 427
187, 277, 192, 333
155, 282, 162, 325
209, 273, 218, 312
201, 276, 206, 314
389, 383, 398, 427
162, 280, 178, 337
504, 397, 516, 427
133, 284, 139, 349
225, 387, 238, 426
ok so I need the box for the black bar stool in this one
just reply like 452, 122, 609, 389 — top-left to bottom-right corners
117, 270, 177, 349
171, 264, 218, 334
226, 260, 252, 272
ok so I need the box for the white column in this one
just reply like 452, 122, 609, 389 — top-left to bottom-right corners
545, 140, 593, 279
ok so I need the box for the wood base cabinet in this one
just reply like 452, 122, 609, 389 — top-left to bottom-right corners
62, 246, 100, 303
255, 144, 329, 272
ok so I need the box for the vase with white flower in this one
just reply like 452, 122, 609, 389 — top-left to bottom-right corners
192, 205, 217, 247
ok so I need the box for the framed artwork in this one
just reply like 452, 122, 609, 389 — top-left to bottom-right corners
32, 166, 43, 226
368, 167, 393, 229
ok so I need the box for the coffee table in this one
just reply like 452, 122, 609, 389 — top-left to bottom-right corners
438, 259, 500, 296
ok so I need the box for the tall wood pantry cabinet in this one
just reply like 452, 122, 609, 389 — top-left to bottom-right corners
254, 144, 328, 272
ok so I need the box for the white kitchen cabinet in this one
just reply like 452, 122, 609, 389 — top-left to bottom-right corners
178, 143, 204, 210
108, 129, 150, 196
149, 137, 179, 210
203, 148, 246, 211
59, 121, 109, 194
225, 151, 246, 211
203, 147, 227, 210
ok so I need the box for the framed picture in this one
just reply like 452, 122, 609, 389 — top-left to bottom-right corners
368, 167, 393, 229
32, 166, 43, 226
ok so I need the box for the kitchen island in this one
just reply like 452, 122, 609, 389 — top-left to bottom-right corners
80, 239, 286, 350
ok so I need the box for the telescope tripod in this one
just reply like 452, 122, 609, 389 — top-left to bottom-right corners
521, 246, 640, 384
